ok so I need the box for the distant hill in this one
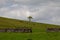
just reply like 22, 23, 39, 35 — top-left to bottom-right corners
0, 17, 60, 32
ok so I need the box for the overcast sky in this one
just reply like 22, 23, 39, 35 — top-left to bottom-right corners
0, 0, 60, 25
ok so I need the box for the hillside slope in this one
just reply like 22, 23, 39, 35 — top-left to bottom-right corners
0, 17, 60, 32
0, 17, 60, 40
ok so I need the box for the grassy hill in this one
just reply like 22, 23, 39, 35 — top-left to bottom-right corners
0, 17, 60, 40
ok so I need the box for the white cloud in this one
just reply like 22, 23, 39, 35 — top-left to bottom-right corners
0, 5, 31, 20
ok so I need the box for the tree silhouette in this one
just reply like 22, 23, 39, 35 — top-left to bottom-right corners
28, 16, 33, 22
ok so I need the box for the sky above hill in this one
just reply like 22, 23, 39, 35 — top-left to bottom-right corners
0, 0, 60, 25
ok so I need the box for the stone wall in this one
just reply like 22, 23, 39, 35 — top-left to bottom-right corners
47, 28, 60, 32
0, 27, 32, 33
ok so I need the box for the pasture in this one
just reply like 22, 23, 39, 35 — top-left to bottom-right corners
0, 32, 60, 40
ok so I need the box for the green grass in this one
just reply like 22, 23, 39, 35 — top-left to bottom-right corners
0, 17, 60, 40
0, 32, 60, 40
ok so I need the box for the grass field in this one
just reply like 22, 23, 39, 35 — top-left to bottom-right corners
0, 17, 60, 40
0, 32, 60, 40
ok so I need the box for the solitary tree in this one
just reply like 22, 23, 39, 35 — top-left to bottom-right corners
28, 16, 33, 22
27, 16, 33, 40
